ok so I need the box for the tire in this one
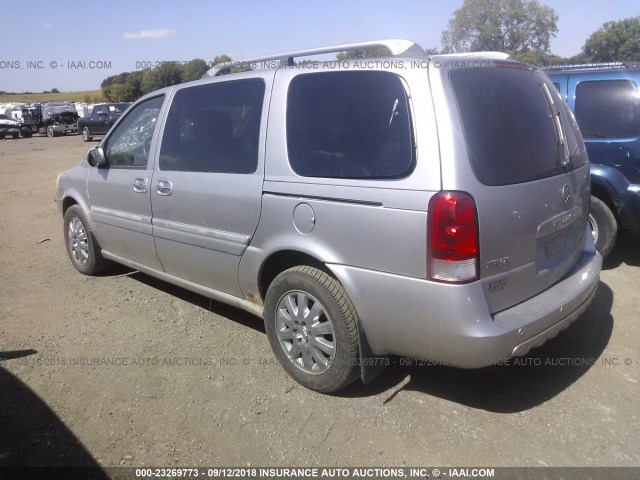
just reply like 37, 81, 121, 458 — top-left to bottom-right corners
82, 126, 92, 142
0, 133, 4, 140
12, 132, 19, 139
47, 126, 54, 137
589, 195, 617, 258
63, 205, 109, 275
20, 128, 32, 138
264, 266, 360, 393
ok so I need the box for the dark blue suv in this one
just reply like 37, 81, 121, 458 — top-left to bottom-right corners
546, 64, 640, 257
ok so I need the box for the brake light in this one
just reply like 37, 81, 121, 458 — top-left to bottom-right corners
428, 191, 478, 283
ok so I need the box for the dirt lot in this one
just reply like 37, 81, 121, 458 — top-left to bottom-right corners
0, 135, 639, 470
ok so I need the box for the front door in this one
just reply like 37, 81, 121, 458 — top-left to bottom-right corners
87, 94, 165, 270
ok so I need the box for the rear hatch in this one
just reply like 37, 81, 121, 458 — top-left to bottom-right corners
437, 60, 590, 314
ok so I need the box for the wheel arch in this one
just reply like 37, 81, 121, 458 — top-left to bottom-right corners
257, 249, 335, 301
60, 192, 95, 230
255, 249, 387, 385
590, 178, 618, 222
61, 196, 78, 216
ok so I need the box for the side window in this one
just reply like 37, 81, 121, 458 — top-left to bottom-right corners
159, 79, 265, 174
286, 71, 414, 179
575, 79, 640, 139
104, 95, 164, 169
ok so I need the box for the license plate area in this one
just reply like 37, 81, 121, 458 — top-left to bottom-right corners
545, 232, 567, 260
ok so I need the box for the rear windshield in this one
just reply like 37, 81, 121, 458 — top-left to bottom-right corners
450, 66, 581, 186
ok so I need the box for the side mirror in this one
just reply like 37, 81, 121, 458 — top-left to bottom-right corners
87, 147, 107, 168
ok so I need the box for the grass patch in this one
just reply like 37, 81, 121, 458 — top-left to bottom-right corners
0, 90, 104, 104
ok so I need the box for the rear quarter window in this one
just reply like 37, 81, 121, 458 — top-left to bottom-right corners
574, 79, 640, 139
286, 71, 414, 179
450, 66, 578, 186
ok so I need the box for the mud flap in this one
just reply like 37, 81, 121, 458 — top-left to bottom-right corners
357, 322, 388, 384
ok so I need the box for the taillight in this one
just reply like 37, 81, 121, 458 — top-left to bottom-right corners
428, 191, 478, 283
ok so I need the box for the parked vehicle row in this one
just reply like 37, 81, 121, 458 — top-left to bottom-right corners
56, 40, 602, 393
0, 102, 131, 140
79, 103, 131, 142
20, 102, 80, 138
0, 113, 20, 139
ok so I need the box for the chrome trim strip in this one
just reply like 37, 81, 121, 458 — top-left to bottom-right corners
101, 251, 264, 319
91, 206, 152, 224
536, 206, 582, 238
152, 218, 250, 245
264, 191, 383, 207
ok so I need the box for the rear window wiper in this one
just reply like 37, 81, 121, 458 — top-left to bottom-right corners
540, 82, 570, 167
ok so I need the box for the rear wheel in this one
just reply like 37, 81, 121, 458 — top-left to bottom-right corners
20, 127, 32, 138
82, 126, 92, 142
63, 205, 109, 275
589, 195, 617, 258
12, 132, 19, 139
264, 266, 360, 393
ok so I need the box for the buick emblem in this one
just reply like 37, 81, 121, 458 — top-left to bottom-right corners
561, 185, 571, 205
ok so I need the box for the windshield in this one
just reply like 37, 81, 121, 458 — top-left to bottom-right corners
44, 103, 76, 115
108, 103, 130, 114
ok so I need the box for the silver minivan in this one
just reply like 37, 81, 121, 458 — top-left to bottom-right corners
56, 40, 602, 393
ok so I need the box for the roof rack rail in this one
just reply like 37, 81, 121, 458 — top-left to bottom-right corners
203, 39, 427, 77
542, 62, 640, 71
433, 51, 512, 60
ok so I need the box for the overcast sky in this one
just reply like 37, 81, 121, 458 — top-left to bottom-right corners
2, 0, 638, 92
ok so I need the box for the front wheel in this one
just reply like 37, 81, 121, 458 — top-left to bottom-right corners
63, 205, 109, 275
81, 126, 92, 142
589, 195, 617, 258
264, 266, 360, 393
20, 127, 32, 138
47, 126, 55, 137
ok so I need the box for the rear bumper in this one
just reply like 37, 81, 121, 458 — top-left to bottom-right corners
329, 237, 601, 368
51, 124, 78, 133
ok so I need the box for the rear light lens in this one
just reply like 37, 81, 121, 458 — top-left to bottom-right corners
428, 191, 479, 283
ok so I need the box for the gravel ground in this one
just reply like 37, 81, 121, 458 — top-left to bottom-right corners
0, 135, 639, 470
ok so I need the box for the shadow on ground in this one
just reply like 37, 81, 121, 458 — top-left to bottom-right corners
0, 350, 108, 479
112, 262, 613, 411
342, 281, 614, 411
129, 272, 265, 334
603, 230, 640, 270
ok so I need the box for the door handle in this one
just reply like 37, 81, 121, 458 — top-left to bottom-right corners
133, 177, 147, 193
156, 179, 173, 196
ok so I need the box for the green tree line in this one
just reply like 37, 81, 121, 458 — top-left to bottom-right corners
439, 0, 639, 66
101, 59, 210, 102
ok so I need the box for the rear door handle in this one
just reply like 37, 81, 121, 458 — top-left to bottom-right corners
156, 179, 173, 196
133, 177, 147, 193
